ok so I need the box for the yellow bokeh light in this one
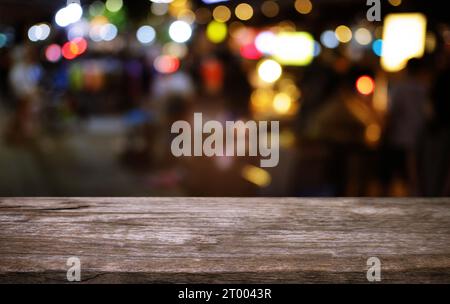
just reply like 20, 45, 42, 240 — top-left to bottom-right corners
235, 3, 254, 21
272, 32, 314, 66
213, 5, 231, 23
257, 59, 282, 84
171, 0, 188, 8
273, 92, 292, 114
295, 0, 313, 15
278, 20, 296, 32
381, 13, 427, 72
335, 25, 352, 43
206, 21, 228, 44
169, 0, 190, 17
251, 88, 275, 115
242, 165, 271, 187
388, 0, 402, 7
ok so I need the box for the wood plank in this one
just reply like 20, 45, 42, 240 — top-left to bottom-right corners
0, 197, 449, 283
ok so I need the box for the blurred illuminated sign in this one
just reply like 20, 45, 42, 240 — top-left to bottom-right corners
272, 32, 314, 66
381, 13, 427, 72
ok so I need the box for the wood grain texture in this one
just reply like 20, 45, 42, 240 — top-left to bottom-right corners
0, 197, 449, 283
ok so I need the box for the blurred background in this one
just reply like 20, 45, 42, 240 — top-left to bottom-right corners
0, 0, 449, 197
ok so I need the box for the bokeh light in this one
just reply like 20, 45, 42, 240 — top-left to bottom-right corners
89, 1, 105, 17
45, 44, 62, 62
240, 42, 262, 60
28, 23, 51, 42
255, 31, 276, 55
335, 25, 352, 43
154, 55, 180, 74
251, 88, 275, 111
242, 165, 271, 187
136, 25, 156, 44
105, 0, 123, 13
365, 123, 381, 145
272, 32, 314, 66
257, 59, 282, 83
55, 3, 83, 27
273, 92, 292, 114
356, 75, 375, 95
168, 20, 192, 43
295, 0, 313, 15
151, 2, 169, 16
67, 20, 89, 41
261, 1, 279, 18
178, 9, 196, 24
354, 28, 372, 45
313, 41, 321, 57
212, 5, 231, 23
381, 13, 427, 72
195, 7, 212, 24
321, 30, 339, 48
61, 37, 87, 60
388, 0, 402, 7
372, 39, 383, 56
235, 3, 254, 21
206, 21, 228, 44
62, 41, 77, 60
100, 23, 118, 41
74, 37, 87, 54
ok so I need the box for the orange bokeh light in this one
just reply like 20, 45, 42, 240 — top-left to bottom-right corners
73, 37, 87, 55
356, 75, 375, 95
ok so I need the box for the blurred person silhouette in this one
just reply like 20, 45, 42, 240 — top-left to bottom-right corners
297, 55, 340, 133
380, 59, 429, 196
417, 56, 450, 196
303, 66, 379, 196
219, 49, 252, 118
6, 45, 43, 144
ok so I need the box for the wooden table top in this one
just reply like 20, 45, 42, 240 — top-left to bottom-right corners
1, 197, 449, 283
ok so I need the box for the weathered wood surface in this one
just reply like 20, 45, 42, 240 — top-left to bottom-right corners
0, 197, 449, 283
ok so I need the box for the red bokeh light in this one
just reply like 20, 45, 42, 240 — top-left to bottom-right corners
62, 42, 77, 60
61, 38, 88, 60
154, 55, 180, 74
240, 42, 262, 60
